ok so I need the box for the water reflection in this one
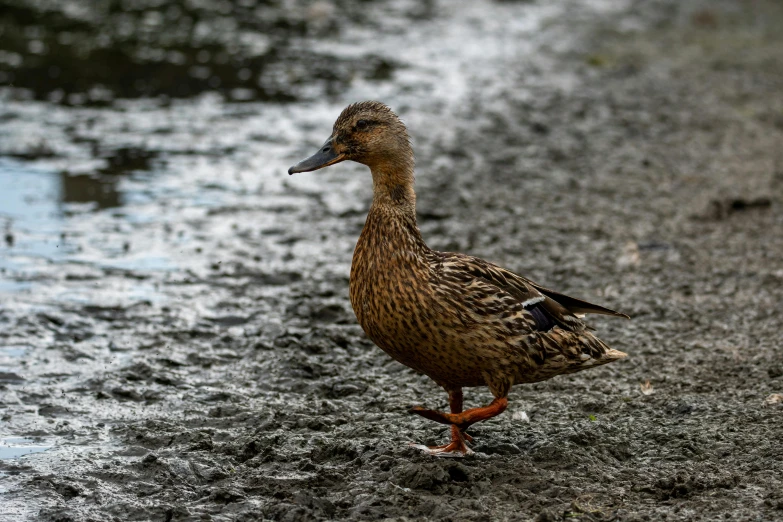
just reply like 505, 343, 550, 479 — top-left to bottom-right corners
0, 159, 66, 265
60, 147, 157, 209
0, 438, 51, 460
0, 159, 61, 227
0, 147, 156, 222
60, 173, 121, 209
99, 147, 156, 177
0, 148, 157, 269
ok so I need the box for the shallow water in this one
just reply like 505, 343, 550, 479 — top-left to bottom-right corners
0, 439, 51, 461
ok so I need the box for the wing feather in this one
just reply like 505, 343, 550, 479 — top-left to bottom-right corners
430, 252, 628, 333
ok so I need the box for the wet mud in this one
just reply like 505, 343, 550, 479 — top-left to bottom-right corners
1, 0, 783, 520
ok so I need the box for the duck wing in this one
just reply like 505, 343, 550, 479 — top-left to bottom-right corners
430, 252, 627, 333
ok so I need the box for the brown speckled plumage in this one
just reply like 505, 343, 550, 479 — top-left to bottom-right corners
289, 101, 628, 456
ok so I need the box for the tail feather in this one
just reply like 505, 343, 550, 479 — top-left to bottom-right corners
519, 329, 626, 383
575, 333, 626, 368
602, 348, 628, 361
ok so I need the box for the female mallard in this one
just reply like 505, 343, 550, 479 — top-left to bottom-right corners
289, 101, 628, 456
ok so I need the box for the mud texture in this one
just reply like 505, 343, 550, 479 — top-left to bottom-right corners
1, 0, 783, 520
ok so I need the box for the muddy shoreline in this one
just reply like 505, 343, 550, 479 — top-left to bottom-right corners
1, 0, 783, 520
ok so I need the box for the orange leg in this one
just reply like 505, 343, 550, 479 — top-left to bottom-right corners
410, 389, 508, 456
410, 394, 508, 431
447, 388, 474, 444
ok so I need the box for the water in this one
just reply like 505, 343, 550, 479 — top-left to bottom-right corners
0, 160, 67, 267
0, 438, 51, 460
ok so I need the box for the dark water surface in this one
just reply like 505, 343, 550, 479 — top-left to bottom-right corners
2, 0, 783, 520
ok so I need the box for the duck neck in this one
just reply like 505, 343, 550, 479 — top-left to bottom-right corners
369, 156, 417, 219
365, 155, 425, 248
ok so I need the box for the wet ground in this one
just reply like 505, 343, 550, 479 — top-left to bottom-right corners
1, 0, 783, 520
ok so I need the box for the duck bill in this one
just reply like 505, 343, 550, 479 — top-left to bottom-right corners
288, 137, 345, 175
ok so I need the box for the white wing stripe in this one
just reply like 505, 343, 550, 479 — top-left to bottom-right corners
521, 296, 545, 307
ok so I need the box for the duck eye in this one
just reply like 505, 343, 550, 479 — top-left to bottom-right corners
356, 120, 369, 130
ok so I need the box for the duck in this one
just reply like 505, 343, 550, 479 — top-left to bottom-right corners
288, 101, 628, 456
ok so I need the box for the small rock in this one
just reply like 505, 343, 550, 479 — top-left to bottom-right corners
142, 453, 158, 465
617, 241, 640, 268
765, 393, 783, 406
209, 487, 245, 504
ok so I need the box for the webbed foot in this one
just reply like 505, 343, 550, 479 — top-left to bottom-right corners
409, 425, 473, 457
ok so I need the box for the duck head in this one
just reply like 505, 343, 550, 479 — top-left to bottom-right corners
288, 101, 412, 175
